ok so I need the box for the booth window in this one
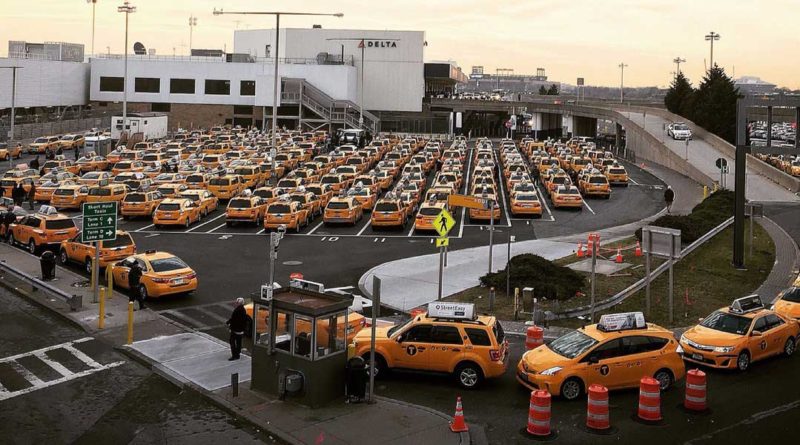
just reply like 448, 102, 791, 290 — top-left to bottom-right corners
240, 80, 256, 96
294, 315, 313, 359
135, 77, 160, 93
99, 76, 124, 92
205, 79, 231, 95
151, 103, 171, 112
315, 314, 346, 359
274, 310, 292, 353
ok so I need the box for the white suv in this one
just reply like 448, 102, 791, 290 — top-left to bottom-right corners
668, 123, 692, 140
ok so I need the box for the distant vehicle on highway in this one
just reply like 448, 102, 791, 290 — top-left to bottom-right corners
667, 122, 692, 140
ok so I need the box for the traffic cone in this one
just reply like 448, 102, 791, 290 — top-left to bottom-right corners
615, 248, 623, 264
635, 241, 642, 257
577, 242, 585, 258
450, 396, 469, 432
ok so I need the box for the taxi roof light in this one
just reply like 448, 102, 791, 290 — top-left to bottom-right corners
427, 302, 477, 321
729, 295, 764, 314
597, 312, 647, 332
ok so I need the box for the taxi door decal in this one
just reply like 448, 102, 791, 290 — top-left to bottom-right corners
599, 364, 610, 376
406, 345, 417, 356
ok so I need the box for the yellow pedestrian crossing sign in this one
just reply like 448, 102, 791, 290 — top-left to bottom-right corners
433, 209, 455, 237
436, 237, 449, 247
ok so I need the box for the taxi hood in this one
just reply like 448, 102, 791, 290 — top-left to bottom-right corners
521, 345, 572, 372
683, 325, 744, 346
354, 326, 391, 342
773, 300, 800, 318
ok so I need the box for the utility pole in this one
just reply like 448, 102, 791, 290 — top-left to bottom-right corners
117, 1, 136, 136
673, 57, 686, 77
88, 0, 98, 56
618, 63, 628, 104
188, 16, 198, 55
1, 67, 22, 153
705, 32, 720, 69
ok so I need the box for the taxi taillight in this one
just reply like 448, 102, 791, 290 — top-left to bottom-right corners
489, 349, 502, 361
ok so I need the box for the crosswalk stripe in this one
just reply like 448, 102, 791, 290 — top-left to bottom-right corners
33, 352, 75, 378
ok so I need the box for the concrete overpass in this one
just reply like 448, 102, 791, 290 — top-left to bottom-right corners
430, 98, 800, 202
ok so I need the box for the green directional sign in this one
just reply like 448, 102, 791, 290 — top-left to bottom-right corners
82, 202, 117, 243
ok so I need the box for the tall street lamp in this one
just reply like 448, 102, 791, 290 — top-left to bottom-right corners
1, 66, 22, 166
87, 0, 98, 56
117, 1, 136, 136
705, 31, 720, 69
189, 16, 198, 55
212, 9, 343, 161
618, 63, 628, 104
673, 57, 686, 77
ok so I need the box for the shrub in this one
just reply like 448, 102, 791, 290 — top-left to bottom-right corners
480, 254, 585, 301
635, 190, 734, 244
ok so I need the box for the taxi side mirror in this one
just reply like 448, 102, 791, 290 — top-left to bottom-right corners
587, 355, 599, 364
395, 335, 403, 343
751, 330, 762, 337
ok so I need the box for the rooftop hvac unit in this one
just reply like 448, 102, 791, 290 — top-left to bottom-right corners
316, 52, 329, 64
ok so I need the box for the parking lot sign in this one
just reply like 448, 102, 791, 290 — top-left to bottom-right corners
82, 202, 117, 243
433, 209, 455, 237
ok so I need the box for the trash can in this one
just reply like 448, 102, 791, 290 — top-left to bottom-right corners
346, 356, 367, 402
40, 251, 56, 281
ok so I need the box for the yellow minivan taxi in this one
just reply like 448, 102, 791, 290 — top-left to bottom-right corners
517, 312, 685, 400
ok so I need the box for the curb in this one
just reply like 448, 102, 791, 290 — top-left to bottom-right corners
0, 272, 86, 331
374, 395, 471, 445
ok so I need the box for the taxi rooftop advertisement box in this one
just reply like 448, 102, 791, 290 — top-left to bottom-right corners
428, 302, 475, 320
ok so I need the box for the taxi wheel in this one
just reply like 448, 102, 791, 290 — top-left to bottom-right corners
454, 362, 483, 389
28, 239, 38, 255
59, 249, 69, 264
138, 284, 149, 300
653, 369, 674, 391
784, 337, 796, 357
736, 351, 751, 371
363, 354, 387, 378
84, 258, 93, 275
184, 218, 190, 228
560, 377, 583, 401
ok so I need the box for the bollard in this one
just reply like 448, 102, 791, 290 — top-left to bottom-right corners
127, 301, 134, 345
586, 384, 610, 432
98, 287, 106, 329
526, 390, 552, 437
525, 326, 544, 350
232, 372, 239, 397
703, 185, 708, 199
684, 369, 707, 412
637, 377, 662, 422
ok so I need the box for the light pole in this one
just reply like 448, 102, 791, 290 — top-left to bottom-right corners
212, 9, 343, 159
117, 1, 136, 137
673, 57, 686, 77
87, 0, 98, 56
1, 66, 21, 166
704, 32, 720, 69
188, 16, 198, 55
618, 63, 628, 104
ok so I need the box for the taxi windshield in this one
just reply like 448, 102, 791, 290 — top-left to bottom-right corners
327, 201, 350, 210
149, 257, 189, 272
549, 330, 599, 359
700, 311, 752, 335
268, 204, 291, 214
229, 199, 252, 209
375, 202, 399, 212
780, 288, 800, 303
388, 318, 414, 337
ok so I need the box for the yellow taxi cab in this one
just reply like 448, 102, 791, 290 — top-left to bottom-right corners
787, 159, 800, 177
578, 169, 611, 199
2, 168, 38, 197
179, 189, 219, 216
86, 183, 128, 203
276, 177, 304, 193
208, 175, 244, 200
544, 169, 571, 195
347, 184, 377, 211
371, 195, 408, 228
773, 287, 800, 321
304, 183, 333, 208
78, 171, 112, 187
226, 193, 268, 226
111, 160, 145, 176
552, 185, 583, 209
323, 195, 363, 226
155, 183, 188, 199
185, 172, 214, 190
373, 170, 395, 191
153, 198, 203, 228
604, 162, 629, 186
320, 173, 348, 193
59, 230, 136, 272
289, 189, 322, 217
231, 165, 264, 189
121, 190, 163, 219
110, 250, 197, 299
27, 136, 61, 154
252, 186, 286, 206
33, 177, 76, 203
517, 312, 684, 400
0, 143, 23, 160
510, 191, 543, 217
414, 200, 446, 231
679, 296, 800, 371
153, 173, 186, 186
8, 205, 79, 254
51, 184, 90, 209
40, 159, 81, 176
58, 134, 85, 151
264, 198, 311, 232
353, 302, 509, 389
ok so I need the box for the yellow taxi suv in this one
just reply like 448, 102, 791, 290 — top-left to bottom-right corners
0, 143, 23, 160
153, 198, 203, 228
604, 163, 629, 186
552, 185, 583, 209
773, 287, 800, 321
323, 196, 363, 226
121, 191, 163, 219
371, 196, 408, 228
510, 192, 543, 218
679, 296, 800, 371
579, 170, 611, 199
86, 184, 128, 203
51, 184, 90, 209
353, 302, 509, 389
414, 201, 446, 231
208, 175, 244, 200
517, 312, 685, 401
59, 230, 137, 273
226, 194, 267, 226
8, 206, 80, 254
179, 189, 219, 216
264, 199, 310, 232
111, 251, 197, 299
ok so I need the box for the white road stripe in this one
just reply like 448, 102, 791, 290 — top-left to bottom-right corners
0, 362, 124, 402
185, 213, 226, 232
406, 221, 416, 237
62, 344, 104, 369
535, 184, 555, 220
256, 229, 265, 234
8, 360, 45, 386
356, 218, 372, 236
135, 224, 155, 232
306, 221, 325, 235
582, 199, 596, 215
628, 177, 640, 185
33, 352, 75, 378
204, 223, 227, 234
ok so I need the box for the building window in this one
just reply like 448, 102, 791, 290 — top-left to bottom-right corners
233, 105, 253, 115
134, 77, 160, 93
205, 79, 230, 95
151, 103, 171, 112
99, 76, 124, 92
240, 80, 256, 96
170, 78, 195, 94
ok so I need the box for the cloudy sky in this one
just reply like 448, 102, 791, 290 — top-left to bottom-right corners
3, 0, 797, 89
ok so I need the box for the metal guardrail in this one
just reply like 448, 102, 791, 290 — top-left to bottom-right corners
552, 217, 735, 320
0, 260, 83, 311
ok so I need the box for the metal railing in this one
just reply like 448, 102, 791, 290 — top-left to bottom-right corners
91, 53, 354, 66
0, 260, 82, 310
552, 217, 735, 320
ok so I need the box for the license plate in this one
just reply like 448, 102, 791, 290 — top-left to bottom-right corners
692, 353, 703, 361
173, 279, 187, 285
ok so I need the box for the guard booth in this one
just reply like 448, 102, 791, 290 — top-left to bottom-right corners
251, 286, 354, 408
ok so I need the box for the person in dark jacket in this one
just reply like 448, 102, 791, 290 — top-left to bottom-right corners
12, 183, 25, 206
127, 261, 145, 309
45, 148, 53, 160
664, 186, 675, 214
29, 156, 40, 170
74, 146, 81, 161
56, 146, 63, 156
27, 182, 36, 210
226, 297, 248, 360
2, 210, 16, 239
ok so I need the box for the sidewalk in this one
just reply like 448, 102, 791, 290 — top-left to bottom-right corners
757, 217, 800, 302
0, 243, 466, 445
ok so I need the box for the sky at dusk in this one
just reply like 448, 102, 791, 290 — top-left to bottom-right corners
2, 0, 797, 89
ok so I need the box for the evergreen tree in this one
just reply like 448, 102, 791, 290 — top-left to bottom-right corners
692, 65, 740, 143
538, 85, 548, 95
664, 72, 694, 117
547, 84, 559, 95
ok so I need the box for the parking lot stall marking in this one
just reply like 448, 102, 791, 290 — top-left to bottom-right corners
205, 223, 228, 234
307, 221, 325, 235
185, 213, 227, 233
458, 146, 475, 238
582, 199, 596, 215
256, 229, 265, 235
535, 183, 555, 221
135, 223, 155, 232
406, 220, 416, 237
356, 218, 372, 236
494, 149, 513, 226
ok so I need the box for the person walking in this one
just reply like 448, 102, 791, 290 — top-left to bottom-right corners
29, 156, 40, 171
56, 146, 63, 156
127, 261, 145, 310
664, 185, 675, 214
532, 166, 541, 187
27, 182, 36, 211
226, 298, 248, 361
2, 209, 16, 238
45, 147, 53, 160
74, 145, 81, 161
12, 183, 25, 207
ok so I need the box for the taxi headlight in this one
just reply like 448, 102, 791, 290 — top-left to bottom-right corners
679, 334, 687, 344
713, 346, 734, 353
540, 366, 562, 376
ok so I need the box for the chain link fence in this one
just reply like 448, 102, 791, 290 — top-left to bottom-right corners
0, 116, 111, 143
